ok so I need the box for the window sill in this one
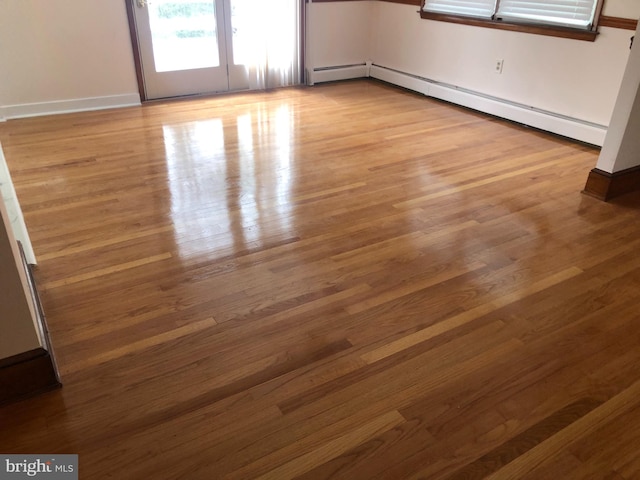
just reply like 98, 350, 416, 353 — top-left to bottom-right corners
420, 11, 598, 42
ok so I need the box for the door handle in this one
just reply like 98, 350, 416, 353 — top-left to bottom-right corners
136, 0, 147, 7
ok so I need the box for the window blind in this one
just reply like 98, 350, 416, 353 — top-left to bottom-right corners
496, 0, 598, 28
423, 0, 497, 18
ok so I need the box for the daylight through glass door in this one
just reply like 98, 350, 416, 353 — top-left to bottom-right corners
132, 0, 302, 100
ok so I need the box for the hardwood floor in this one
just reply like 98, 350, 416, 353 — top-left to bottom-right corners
1, 79, 639, 479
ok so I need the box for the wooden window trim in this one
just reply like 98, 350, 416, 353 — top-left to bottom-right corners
379, 0, 420, 4
315, 0, 638, 33
599, 15, 638, 30
420, 0, 606, 42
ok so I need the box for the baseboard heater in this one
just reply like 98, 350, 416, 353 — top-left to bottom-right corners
309, 62, 607, 146
308, 63, 370, 85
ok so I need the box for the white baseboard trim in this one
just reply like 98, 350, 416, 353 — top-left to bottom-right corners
0, 93, 141, 120
310, 64, 368, 85
370, 65, 607, 146
370, 65, 432, 97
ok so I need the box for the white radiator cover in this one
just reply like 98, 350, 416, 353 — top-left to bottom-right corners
310, 63, 607, 146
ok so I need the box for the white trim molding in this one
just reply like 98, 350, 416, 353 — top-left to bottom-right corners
369, 65, 607, 146
309, 64, 369, 86
0, 93, 141, 120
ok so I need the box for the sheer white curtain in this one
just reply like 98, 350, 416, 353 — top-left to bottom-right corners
231, 0, 302, 90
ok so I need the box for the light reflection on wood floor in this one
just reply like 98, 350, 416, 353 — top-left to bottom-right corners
1, 80, 640, 479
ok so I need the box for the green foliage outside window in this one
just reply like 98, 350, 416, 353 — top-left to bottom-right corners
157, 2, 214, 19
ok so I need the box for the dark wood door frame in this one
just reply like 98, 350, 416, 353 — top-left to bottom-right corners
124, 0, 147, 101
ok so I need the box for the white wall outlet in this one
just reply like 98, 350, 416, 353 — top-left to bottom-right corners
495, 59, 504, 74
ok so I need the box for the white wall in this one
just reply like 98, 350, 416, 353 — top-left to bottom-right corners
596, 21, 640, 173
603, 0, 640, 18
370, 2, 633, 128
0, 144, 35, 264
0, 0, 140, 118
0, 180, 42, 360
308, 1, 372, 69
1, 0, 636, 127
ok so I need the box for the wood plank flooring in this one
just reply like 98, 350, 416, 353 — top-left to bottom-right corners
1, 80, 640, 479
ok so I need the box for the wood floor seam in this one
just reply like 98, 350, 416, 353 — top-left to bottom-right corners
1, 80, 638, 479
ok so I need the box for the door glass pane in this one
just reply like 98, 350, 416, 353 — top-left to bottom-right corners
148, 0, 219, 72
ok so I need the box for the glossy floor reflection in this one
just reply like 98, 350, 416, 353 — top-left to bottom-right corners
163, 104, 295, 260
1, 81, 640, 479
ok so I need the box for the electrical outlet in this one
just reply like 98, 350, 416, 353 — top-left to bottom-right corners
495, 59, 504, 74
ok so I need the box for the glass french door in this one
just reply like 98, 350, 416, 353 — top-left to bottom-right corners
132, 0, 250, 99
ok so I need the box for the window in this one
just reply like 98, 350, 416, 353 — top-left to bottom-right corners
498, 1, 598, 28
421, 0, 603, 41
424, 0, 496, 18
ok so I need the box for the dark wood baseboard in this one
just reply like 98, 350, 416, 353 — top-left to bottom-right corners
0, 242, 63, 405
0, 348, 61, 405
583, 166, 640, 201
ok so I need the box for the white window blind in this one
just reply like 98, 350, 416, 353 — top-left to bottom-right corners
496, 0, 598, 28
423, 0, 497, 18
